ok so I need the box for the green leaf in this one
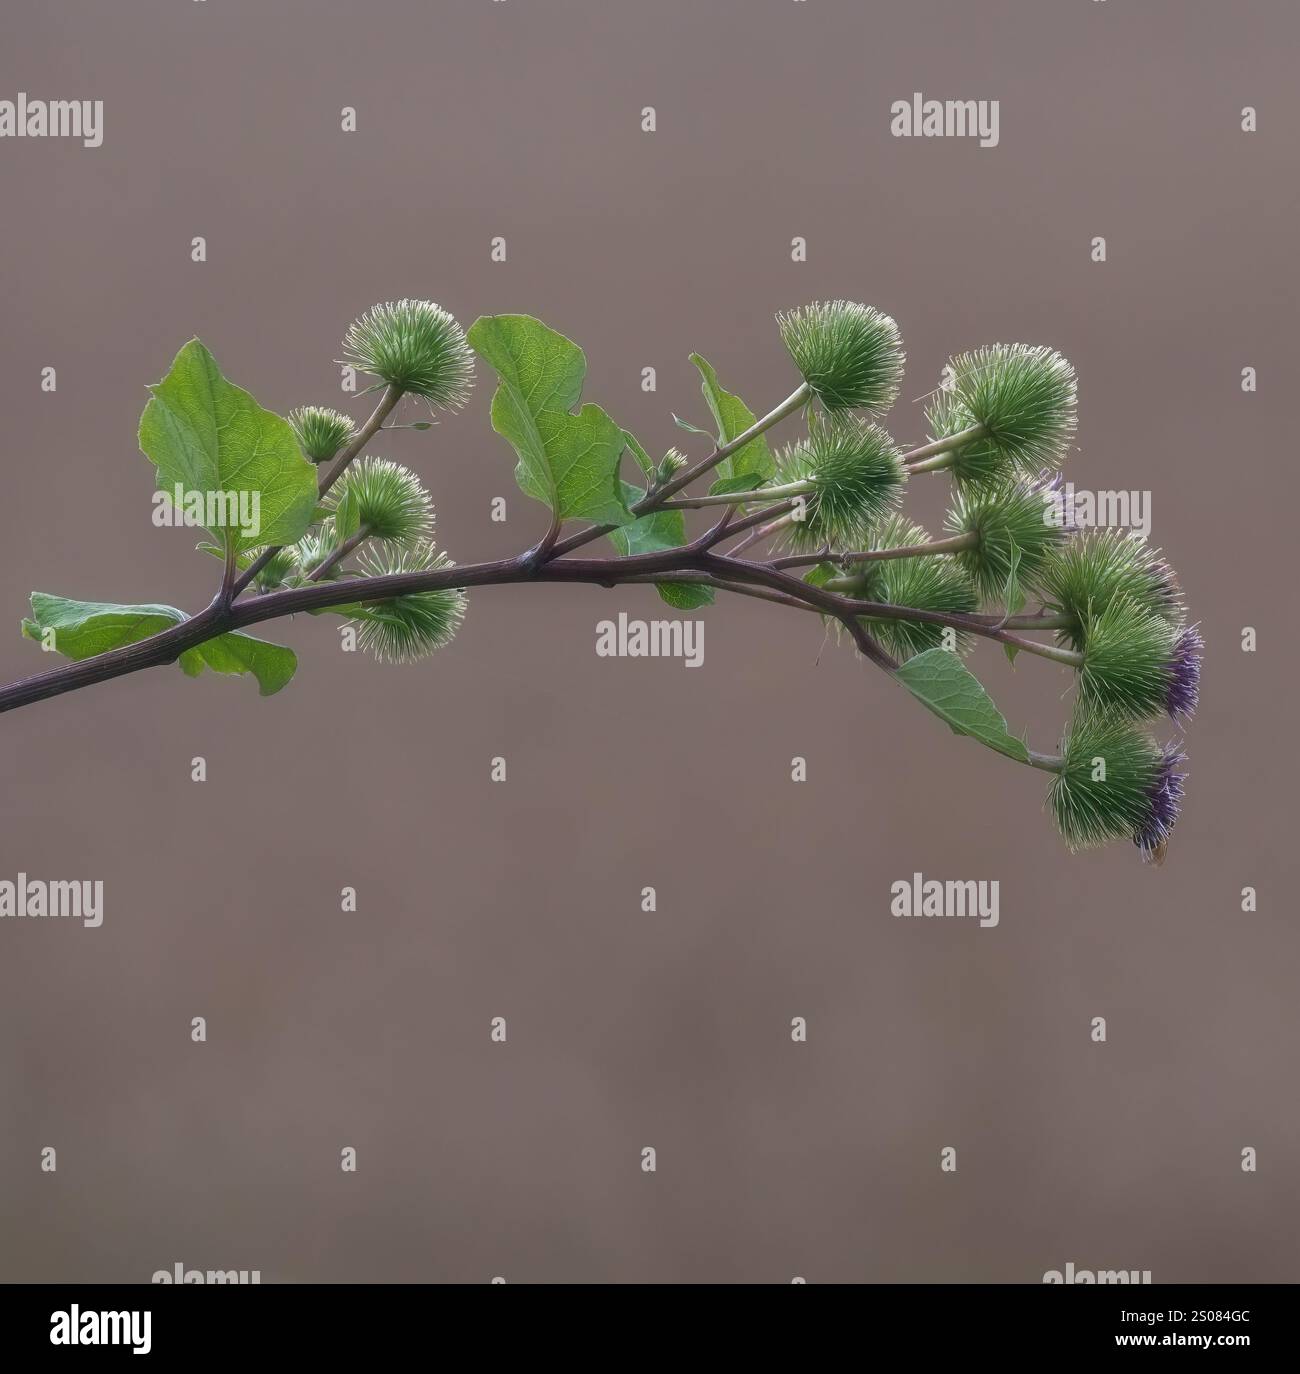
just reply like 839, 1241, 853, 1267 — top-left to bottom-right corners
22, 594, 187, 658
803, 562, 838, 589
894, 648, 1030, 763
689, 353, 776, 482
672, 413, 712, 437
22, 593, 296, 696
139, 339, 319, 557
654, 580, 713, 611
622, 429, 656, 481
707, 473, 766, 497
468, 314, 633, 526
608, 482, 713, 610
333, 485, 361, 542
188, 632, 298, 696
998, 539, 1026, 661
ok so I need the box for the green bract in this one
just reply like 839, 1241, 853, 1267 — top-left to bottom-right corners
1039, 529, 1182, 651
857, 516, 978, 661
342, 299, 474, 408
777, 417, 906, 551
326, 457, 432, 550
948, 343, 1076, 476
946, 477, 1068, 600
289, 405, 356, 463
1048, 711, 1166, 852
777, 300, 904, 413
923, 388, 1013, 486
1078, 596, 1176, 719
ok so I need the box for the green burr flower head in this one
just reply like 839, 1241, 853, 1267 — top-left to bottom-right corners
1048, 710, 1185, 858
250, 546, 298, 592
946, 476, 1069, 600
1039, 529, 1182, 651
349, 543, 466, 664
777, 417, 906, 552
777, 300, 904, 413
1078, 596, 1177, 720
291, 529, 342, 581
327, 456, 433, 550
342, 299, 474, 408
288, 405, 356, 463
949, 343, 1077, 476
857, 515, 979, 661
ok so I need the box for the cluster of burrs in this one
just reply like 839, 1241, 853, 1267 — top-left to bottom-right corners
762, 300, 1200, 860
265, 301, 477, 663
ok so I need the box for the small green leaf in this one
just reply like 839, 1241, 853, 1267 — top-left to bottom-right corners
189, 632, 298, 696
689, 353, 776, 482
22, 593, 296, 696
707, 473, 766, 497
468, 314, 633, 527
998, 539, 1026, 624
894, 647, 1030, 763
997, 539, 1026, 659
333, 486, 361, 542
622, 429, 656, 481
138, 339, 319, 556
654, 580, 713, 611
608, 482, 713, 609
672, 413, 712, 437
803, 562, 838, 589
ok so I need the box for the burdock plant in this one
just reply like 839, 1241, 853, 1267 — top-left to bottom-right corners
7, 298, 1200, 859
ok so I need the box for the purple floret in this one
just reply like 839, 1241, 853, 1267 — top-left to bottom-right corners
1165, 624, 1203, 722
1134, 745, 1188, 860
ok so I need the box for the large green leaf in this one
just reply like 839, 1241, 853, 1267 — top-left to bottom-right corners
22, 594, 187, 658
22, 593, 296, 696
689, 354, 775, 482
468, 314, 633, 527
894, 647, 1029, 763
608, 481, 713, 610
139, 339, 319, 555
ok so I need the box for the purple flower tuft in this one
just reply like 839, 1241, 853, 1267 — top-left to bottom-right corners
1134, 744, 1188, 860
1165, 624, 1203, 721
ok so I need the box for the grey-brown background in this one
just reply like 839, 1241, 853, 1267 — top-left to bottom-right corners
0, 0, 1294, 1283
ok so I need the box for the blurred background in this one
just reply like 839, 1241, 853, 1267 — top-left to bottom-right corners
0, 0, 1295, 1282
